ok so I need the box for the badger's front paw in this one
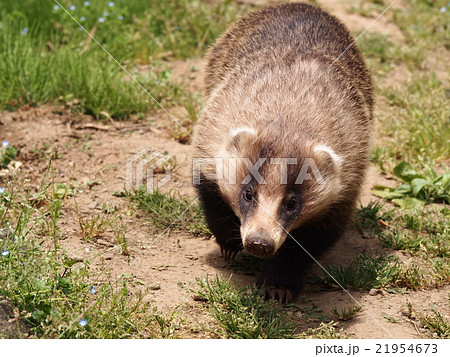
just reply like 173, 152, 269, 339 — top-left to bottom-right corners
219, 244, 241, 261
263, 285, 294, 304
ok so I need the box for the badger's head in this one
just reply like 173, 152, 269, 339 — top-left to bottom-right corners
215, 126, 344, 258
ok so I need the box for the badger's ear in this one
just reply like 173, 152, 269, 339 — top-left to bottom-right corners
312, 144, 343, 186
227, 126, 257, 152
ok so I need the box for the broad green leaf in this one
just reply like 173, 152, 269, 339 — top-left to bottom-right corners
371, 186, 404, 199
394, 183, 412, 194
410, 178, 429, 196
392, 197, 425, 209
393, 161, 424, 182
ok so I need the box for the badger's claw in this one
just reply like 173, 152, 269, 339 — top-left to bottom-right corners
263, 285, 294, 304
220, 245, 240, 261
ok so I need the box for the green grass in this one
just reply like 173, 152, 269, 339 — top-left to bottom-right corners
296, 321, 346, 339
126, 188, 210, 236
194, 276, 295, 339
310, 252, 400, 291
0, 0, 247, 117
331, 305, 362, 321
405, 301, 450, 339
372, 161, 450, 208
417, 304, 450, 338
392, 0, 449, 49
346, 202, 450, 291
0, 178, 179, 338
374, 75, 450, 170
0, 142, 17, 169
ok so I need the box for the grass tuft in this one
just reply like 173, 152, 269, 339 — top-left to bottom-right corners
194, 275, 295, 339
126, 188, 210, 236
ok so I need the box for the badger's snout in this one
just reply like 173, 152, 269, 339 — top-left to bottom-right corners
244, 230, 275, 258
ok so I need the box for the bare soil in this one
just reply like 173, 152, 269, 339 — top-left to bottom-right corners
0, 0, 448, 339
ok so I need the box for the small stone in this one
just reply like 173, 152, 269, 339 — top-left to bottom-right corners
369, 288, 380, 296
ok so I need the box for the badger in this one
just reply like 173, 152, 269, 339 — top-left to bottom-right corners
193, 2, 373, 303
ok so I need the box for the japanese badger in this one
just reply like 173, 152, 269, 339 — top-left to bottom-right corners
192, 2, 373, 303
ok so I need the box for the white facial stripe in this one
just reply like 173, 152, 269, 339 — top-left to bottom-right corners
314, 144, 343, 167
229, 126, 257, 137
240, 195, 287, 251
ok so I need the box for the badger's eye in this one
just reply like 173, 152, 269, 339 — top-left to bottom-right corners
243, 188, 253, 202
286, 197, 297, 212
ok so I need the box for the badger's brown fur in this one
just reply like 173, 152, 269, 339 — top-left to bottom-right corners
193, 2, 373, 303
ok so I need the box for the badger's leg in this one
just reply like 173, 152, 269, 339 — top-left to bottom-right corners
196, 180, 242, 260
257, 239, 305, 303
258, 206, 350, 303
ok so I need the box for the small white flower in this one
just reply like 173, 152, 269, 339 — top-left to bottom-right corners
103, 12, 110, 17
1, 250, 9, 256
21, 27, 29, 35
80, 16, 86, 22
79, 318, 88, 327
108, 2, 115, 7
117, 15, 124, 21
98, 17, 105, 23
1, 140, 9, 147
69, 5, 76, 11
0, 187, 5, 194
84, 1, 90, 6
440, 7, 447, 12
53, 5, 59, 10
89, 286, 96, 294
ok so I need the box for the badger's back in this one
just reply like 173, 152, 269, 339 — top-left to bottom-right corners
205, 2, 373, 112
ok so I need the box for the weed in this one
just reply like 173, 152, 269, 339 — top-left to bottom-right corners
126, 188, 210, 236
331, 305, 362, 321
194, 275, 295, 339
297, 321, 346, 339
418, 305, 450, 338
405, 302, 450, 339
110, 216, 129, 256
310, 253, 399, 291
384, 316, 397, 323
355, 200, 391, 236
0, 142, 18, 169
372, 161, 450, 206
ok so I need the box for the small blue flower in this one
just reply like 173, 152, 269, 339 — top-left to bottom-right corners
21, 27, 29, 35
440, 7, 447, 12
89, 286, 96, 294
53, 4, 59, 10
0, 188, 5, 194
98, 17, 105, 23
1, 250, 9, 256
79, 318, 88, 327
84, 1, 90, 6
117, 15, 124, 21
1, 140, 9, 147
103, 12, 110, 17
69, 5, 76, 11
108, 2, 115, 7
80, 16, 86, 22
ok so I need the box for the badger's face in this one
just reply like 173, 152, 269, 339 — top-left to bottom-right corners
217, 126, 343, 258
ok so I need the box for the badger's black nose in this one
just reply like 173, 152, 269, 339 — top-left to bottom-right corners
244, 230, 275, 258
